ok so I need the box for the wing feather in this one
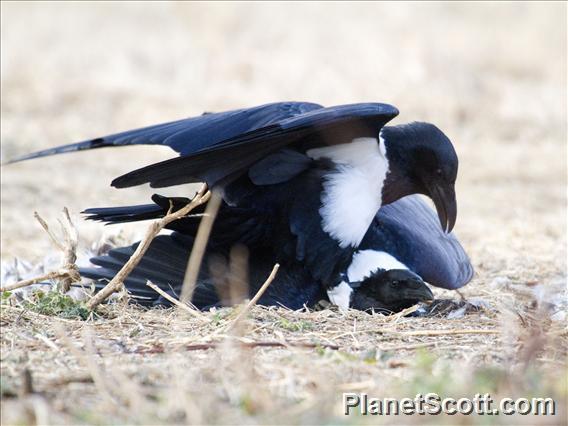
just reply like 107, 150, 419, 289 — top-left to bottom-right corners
362, 195, 474, 289
6, 102, 323, 163
112, 103, 399, 188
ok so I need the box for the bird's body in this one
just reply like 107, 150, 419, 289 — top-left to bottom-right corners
81, 194, 472, 311
9, 102, 467, 309
307, 137, 388, 248
81, 233, 330, 311
360, 195, 474, 288
80, 229, 435, 314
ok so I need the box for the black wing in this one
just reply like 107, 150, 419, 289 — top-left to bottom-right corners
111, 103, 399, 188
81, 233, 225, 308
361, 195, 474, 290
82, 194, 271, 249
81, 232, 325, 310
6, 102, 323, 163
81, 234, 192, 306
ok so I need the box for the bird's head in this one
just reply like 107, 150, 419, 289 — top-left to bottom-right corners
380, 122, 458, 232
351, 269, 434, 313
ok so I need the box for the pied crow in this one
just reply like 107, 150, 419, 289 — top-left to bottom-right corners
83, 194, 473, 309
9, 102, 460, 309
80, 232, 434, 314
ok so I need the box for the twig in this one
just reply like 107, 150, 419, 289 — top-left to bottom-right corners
0, 270, 78, 292
455, 289, 467, 301
34, 212, 64, 251
136, 340, 339, 354
57, 208, 79, 292
180, 190, 222, 303
146, 281, 208, 322
383, 342, 438, 351
387, 328, 500, 336
228, 244, 249, 306
19, 369, 34, 397
86, 185, 210, 310
225, 263, 280, 332
385, 304, 420, 321
35, 333, 60, 351
1, 305, 81, 324
48, 375, 94, 387
1, 210, 81, 293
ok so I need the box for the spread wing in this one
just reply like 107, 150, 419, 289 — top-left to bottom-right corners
361, 195, 474, 289
110, 103, 399, 188
6, 102, 323, 163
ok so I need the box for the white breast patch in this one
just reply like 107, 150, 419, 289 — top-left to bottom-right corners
307, 137, 389, 248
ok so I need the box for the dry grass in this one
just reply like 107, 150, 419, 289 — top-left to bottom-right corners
1, 2, 567, 425
1, 286, 566, 424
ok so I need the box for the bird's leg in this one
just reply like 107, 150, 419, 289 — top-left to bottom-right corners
313, 299, 334, 311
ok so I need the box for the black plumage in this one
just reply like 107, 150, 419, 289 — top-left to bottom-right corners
362, 196, 473, 290
80, 232, 434, 313
9, 102, 464, 307
83, 194, 473, 291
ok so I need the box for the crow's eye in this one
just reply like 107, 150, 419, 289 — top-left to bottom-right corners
436, 168, 443, 176
389, 281, 399, 288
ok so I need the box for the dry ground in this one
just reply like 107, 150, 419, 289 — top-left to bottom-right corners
1, 2, 567, 425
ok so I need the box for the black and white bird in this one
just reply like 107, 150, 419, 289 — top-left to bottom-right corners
80, 231, 435, 314
9, 102, 460, 309
80, 192, 475, 314
81, 194, 472, 311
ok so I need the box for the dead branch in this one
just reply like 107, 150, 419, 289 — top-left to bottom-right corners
228, 244, 249, 307
383, 342, 438, 351
34, 212, 64, 251
146, 281, 209, 322
57, 208, 79, 292
0, 209, 80, 293
48, 375, 94, 387
136, 340, 339, 354
225, 263, 280, 332
86, 185, 210, 310
1, 270, 77, 292
387, 328, 500, 336
180, 190, 222, 303
19, 369, 34, 398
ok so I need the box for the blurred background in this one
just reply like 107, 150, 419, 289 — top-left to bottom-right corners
1, 2, 566, 290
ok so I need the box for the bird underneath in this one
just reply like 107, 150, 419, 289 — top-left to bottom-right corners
80, 232, 435, 314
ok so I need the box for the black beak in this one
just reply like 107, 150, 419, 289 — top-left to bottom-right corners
404, 281, 434, 302
429, 183, 457, 233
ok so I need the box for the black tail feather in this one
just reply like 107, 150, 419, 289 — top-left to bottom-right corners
81, 194, 266, 252
82, 194, 202, 224
83, 203, 164, 223
81, 233, 225, 308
